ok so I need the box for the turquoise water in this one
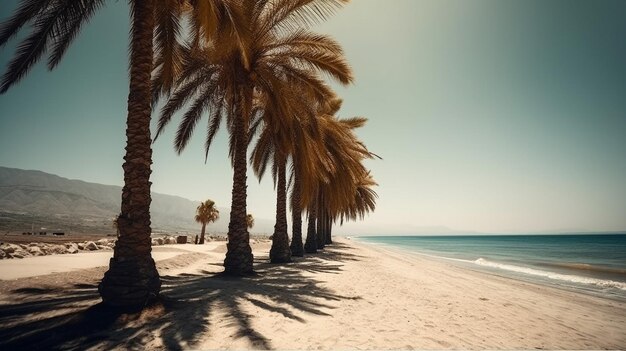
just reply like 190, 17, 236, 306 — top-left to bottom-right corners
356, 234, 626, 300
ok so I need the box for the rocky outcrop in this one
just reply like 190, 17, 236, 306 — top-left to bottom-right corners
0, 235, 190, 259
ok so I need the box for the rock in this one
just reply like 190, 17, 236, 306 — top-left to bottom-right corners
27, 246, 44, 256
156, 238, 164, 246
66, 244, 79, 254
151, 239, 159, 246
2, 244, 21, 254
96, 239, 110, 246
84, 241, 98, 251
96, 245, 110, 250
164, 236, 177, 245
65, 242, 78, 249
8, 248, 29, 259
47, 245, 68, 255
0, 249, 6, 259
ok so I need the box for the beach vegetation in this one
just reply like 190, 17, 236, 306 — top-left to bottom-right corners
153, 0, 352, 273
195, 199, 220, 244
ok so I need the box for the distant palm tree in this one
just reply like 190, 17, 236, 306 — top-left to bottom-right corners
0, 0, 238, 309
304, 113, 375, 251
246, 214, 254, 230
195, 200, 219, 244
290, 96, 344, 255
250, 89, 343, 262
153, 0, 352, 275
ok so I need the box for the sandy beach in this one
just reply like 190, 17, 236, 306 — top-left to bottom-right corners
0, 237, 624, 350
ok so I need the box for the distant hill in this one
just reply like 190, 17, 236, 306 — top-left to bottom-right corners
0, 166, 274, 235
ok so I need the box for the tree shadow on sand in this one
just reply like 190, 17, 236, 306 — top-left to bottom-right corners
0, 243, 363, 350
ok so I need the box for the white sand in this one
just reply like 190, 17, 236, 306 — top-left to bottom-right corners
0, 238, 624, 349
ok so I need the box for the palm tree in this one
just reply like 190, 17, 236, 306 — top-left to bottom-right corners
246, 214, 254, 230
195, 199, 219, 244
250, 87, 342, 262
0, 0, 230, 309
302, 111, 375, 251
154, 0, 352, 275
318, 122, 379, 244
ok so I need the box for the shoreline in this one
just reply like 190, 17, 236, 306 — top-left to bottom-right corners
1, 237, 624, 349
352, 236, 626, 302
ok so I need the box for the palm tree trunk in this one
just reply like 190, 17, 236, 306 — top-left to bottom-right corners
224, 83, 254, 275
289, 169, 304, 257
199, 223, 206, 244
270, 156, 291, 263
316, 192, 325, 249
99, 0, 160, 309
326, 216, 333, 244
304, 195, 317, 253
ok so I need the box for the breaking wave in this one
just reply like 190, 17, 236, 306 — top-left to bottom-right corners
474, 258, 626, 291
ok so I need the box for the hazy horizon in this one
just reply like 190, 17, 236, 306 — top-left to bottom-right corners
1, 0, 625, 235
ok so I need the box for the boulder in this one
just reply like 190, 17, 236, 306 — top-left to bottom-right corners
96, 239, 110, 246
165, 236, 177, 245
27, 246, 45, 256
156, 238, 164, 246
8, 248, 29, 259
77, 243, 86, 250
84, 241, 99, 251
0, 249, 6, 259
2, 244, 21, 254
47, 245, 69, 255
66, 243, 79, 254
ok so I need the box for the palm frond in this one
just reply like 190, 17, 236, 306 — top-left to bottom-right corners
0, 1, 69, 93
155, 73, 210, 142
261, 0, 350, 34
153, 0, 184, 93
173, 79, 219, 153
0, 0, 51, 47
204, 93, 226, 162
48, 0, 106, 69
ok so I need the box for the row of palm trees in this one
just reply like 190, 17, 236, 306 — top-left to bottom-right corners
0, 0, 377, 311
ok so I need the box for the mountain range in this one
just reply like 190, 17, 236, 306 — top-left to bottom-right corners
0, 166, 272, 235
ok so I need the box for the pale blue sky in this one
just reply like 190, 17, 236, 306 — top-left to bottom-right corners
1, 0, 625, 234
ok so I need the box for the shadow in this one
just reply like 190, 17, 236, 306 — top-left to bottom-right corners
314, 241, 367, 262
0, 242, 363, 350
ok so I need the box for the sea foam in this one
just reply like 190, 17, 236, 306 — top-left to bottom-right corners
474, 258, 626, 291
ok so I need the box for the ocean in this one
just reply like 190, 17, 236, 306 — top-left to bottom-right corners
355, 234, 626, 300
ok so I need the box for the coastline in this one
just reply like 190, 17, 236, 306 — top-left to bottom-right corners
1, 237, 624, 349
353, 235, 626, 302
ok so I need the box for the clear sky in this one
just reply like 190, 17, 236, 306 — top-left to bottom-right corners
1, 0, 625, 235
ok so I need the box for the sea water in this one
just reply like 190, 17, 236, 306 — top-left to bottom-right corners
356, 234, 626, 300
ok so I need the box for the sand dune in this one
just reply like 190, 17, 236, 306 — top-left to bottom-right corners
0, 238, 624, 350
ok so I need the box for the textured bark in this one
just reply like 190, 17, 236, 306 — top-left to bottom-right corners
304, 203, 317, 254
269, 157, 291, 263
224, 84, 254, 275
316, 192, 325, 249
199, 223, 206, 244
326, 217, 333, 244
289, 170, 304, 257
99, 0, 160, 309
